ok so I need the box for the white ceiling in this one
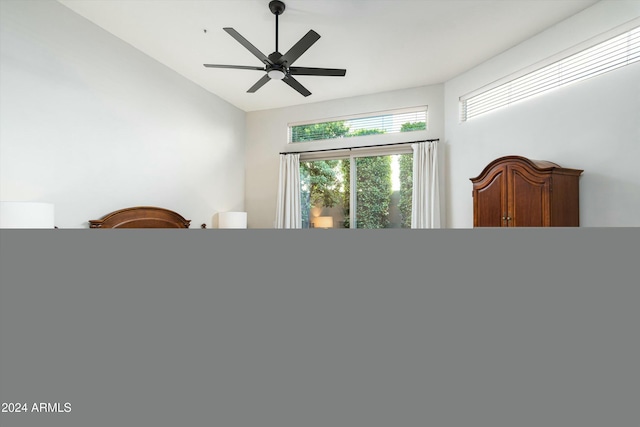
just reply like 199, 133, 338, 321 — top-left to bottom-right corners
58, 0, 599, 112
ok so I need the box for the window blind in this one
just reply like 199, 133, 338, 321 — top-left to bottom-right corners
289, 107, 427, 143
461, 26, 640, 121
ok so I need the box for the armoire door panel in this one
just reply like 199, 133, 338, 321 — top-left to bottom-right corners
509, 167, 549, 227
473, 168, 506, 227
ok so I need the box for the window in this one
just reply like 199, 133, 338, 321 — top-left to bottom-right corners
300, 149, 413, 229
289, 107, 427, 143
460, 25, 640, 121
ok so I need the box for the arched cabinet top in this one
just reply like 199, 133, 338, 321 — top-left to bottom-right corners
470, 156, 581, 183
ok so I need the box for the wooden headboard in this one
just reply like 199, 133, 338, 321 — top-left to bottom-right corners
89, 206, 191, 228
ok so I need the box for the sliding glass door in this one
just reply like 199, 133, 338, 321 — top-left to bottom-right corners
300, 152, 412, 229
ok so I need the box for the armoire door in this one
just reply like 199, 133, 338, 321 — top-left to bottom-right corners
473, 166, 507, 227
508, 164, 550, 227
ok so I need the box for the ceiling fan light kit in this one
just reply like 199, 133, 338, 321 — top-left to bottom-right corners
203, 0, 346, 97
267, 69, 286, 80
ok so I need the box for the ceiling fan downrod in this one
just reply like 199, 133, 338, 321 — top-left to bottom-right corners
269, 0, 286, 53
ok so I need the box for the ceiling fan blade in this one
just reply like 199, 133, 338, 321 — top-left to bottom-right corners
280, 30, 321, 66
247, 74, 271, 93
289, 67, 346, 77
283, 75, 311, 97
223, 27, 272, 65
204, 64, 265, 71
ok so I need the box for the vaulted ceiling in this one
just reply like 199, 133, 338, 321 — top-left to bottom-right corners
58, 0, 599, 112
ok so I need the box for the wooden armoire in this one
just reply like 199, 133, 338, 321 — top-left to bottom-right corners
470, 156, 583, 227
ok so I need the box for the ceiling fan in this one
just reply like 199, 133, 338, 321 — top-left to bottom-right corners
203, 0, 346, 97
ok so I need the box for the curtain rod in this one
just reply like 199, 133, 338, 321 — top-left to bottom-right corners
279, 139, 439, 155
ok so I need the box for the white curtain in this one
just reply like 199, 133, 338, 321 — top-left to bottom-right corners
411, 141, 441, 228
275, 153, 302, 228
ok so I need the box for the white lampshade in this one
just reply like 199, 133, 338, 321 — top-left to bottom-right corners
313, 216, 334, 229
0, 202, 55, 228
218, 211, 247, 229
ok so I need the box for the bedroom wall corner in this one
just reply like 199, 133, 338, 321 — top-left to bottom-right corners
0, 0, 246, 228
443, 0, 640, 228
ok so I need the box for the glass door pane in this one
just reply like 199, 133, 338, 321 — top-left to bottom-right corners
299, 159, 348, 228
354, 154, 412, 228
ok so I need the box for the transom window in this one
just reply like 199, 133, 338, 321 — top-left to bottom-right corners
289, 106, 427, 143
460, 25, 640, 121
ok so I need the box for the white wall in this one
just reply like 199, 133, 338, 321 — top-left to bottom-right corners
0, 0, 246, 228
444, 0, 640, 227
245, 85, 444, 228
